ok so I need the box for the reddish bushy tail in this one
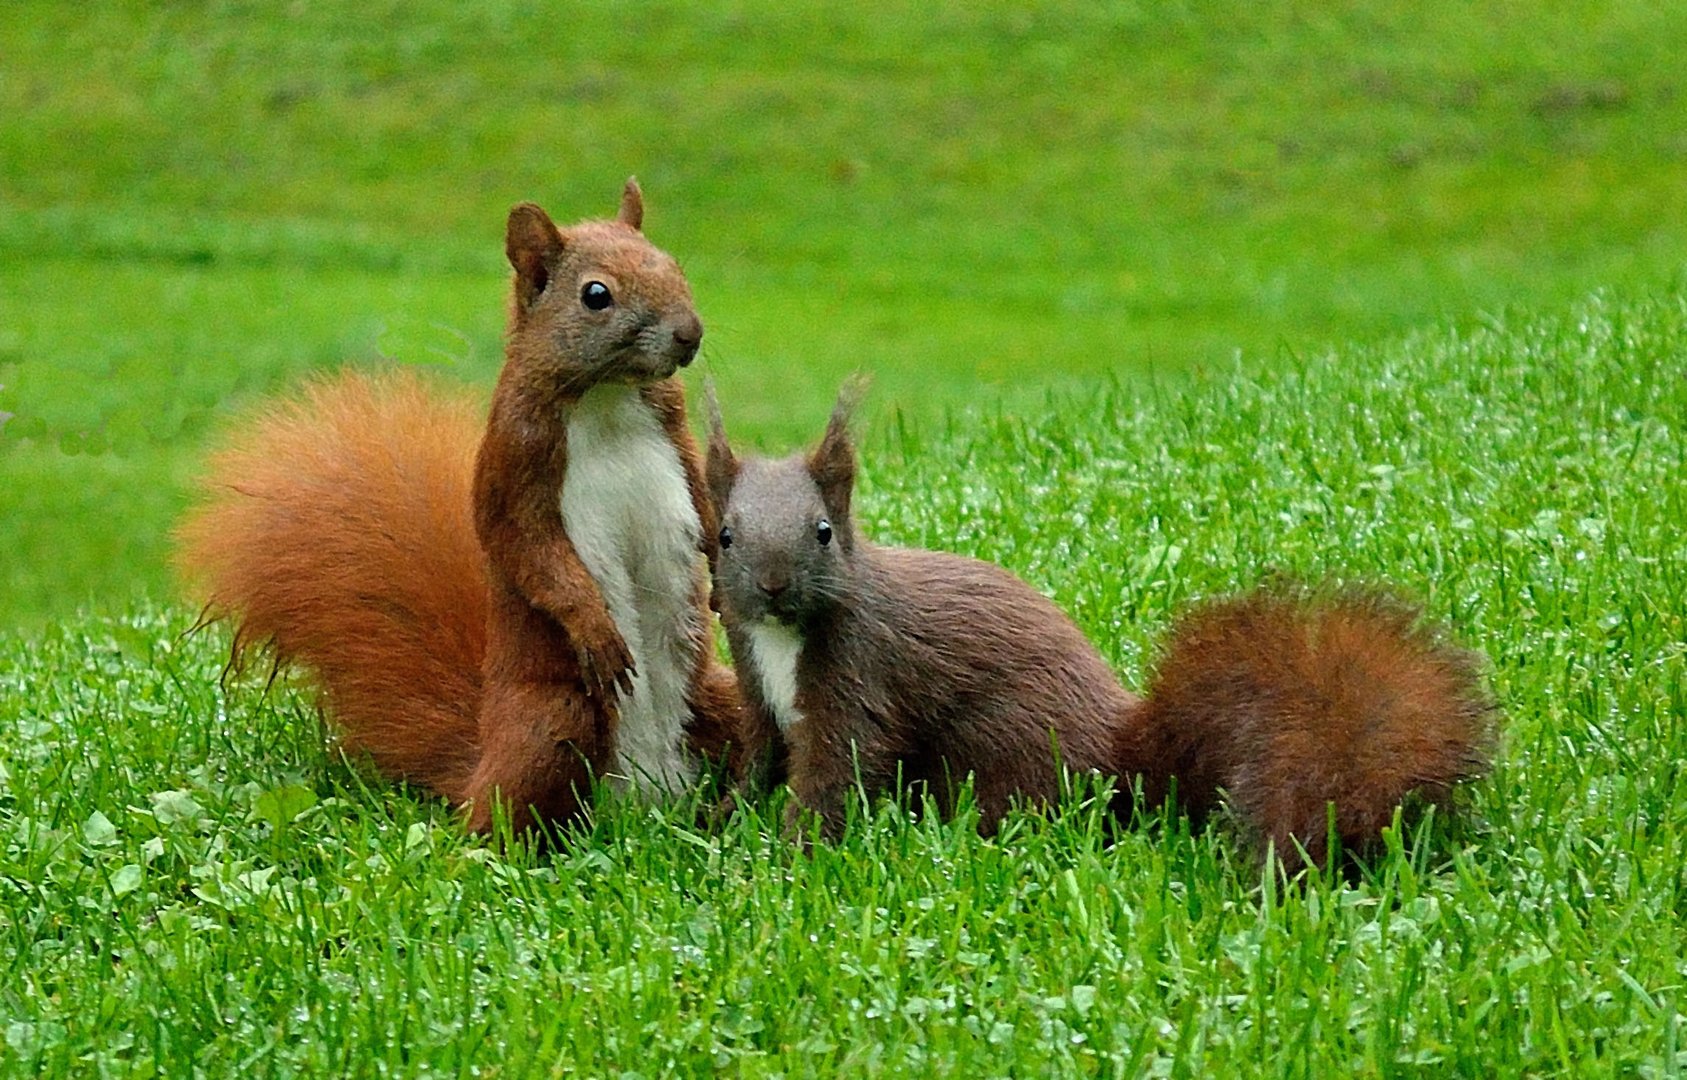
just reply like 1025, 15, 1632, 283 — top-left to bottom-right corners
1119, 587, 1496, 867
176, 369, 489, 803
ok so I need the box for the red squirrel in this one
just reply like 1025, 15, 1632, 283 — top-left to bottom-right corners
705, 386, 1496, 865
178, 180, 744, 836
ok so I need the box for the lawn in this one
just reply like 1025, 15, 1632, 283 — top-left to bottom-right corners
4, 287, 1685, 1074
2, 0, 1686, 622
3, 2, 1686, 1075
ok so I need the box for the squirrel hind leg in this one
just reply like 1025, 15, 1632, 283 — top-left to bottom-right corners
464, 682, 612, 842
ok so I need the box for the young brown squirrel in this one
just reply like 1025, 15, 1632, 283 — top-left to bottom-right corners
178, 180, 745, 836
705, 386, 1496, 865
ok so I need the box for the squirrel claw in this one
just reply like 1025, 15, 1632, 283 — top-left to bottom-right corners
574, 632, 636, 710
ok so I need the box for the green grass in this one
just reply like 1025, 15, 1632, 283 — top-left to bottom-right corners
3, 0, 1687, 622
4, 284, 1686, 1075
4, 3, 1686, 1073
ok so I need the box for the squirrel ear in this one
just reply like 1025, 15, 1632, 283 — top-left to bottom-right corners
702, 380, 738, 514
808, 377, 867, 525
506, 203, 564, 308
617, 177, 644, 231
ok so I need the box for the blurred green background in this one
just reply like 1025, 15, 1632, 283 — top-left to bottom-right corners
2, 0, 1684, 625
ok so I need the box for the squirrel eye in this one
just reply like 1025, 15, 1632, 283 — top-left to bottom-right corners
816, 519, 833, 547
719, 525, 733, 550
581, 281, 614, 310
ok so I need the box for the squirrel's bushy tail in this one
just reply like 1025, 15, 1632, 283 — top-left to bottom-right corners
176, 369, 488, 802
1120, 587, 1496, 867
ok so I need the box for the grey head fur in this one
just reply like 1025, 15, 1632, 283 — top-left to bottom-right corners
706, 381, 861, 627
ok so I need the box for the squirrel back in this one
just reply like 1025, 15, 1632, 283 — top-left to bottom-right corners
176, 368, 488, 800
1118, 587, 1495, 867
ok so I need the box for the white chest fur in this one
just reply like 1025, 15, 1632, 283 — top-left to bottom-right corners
745, 620, 805, 733
559, 384, 704, 796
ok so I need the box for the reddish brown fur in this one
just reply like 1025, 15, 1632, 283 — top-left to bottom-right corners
180, 181, 746, 838
176, 369, 488, 800
1119, 588, 1495, 867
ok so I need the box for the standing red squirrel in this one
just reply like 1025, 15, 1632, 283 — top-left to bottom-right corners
178, 180, 744, 836
705, 386, 1496, 866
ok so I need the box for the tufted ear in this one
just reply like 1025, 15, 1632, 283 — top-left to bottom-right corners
702, 380, 738, 516
808, 377, 867, 526
506, 203, 564, 309
617, 177, 644, 231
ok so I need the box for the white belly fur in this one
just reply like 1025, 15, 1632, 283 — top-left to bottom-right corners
746, 620, 805, 733
559, 384, 704, 796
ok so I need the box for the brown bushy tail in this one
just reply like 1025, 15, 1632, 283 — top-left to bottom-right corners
1118, 587, 1496, 867
176, 368, 489, 803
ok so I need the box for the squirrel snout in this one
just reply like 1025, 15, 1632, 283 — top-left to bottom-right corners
757, 577, 790, 601
671, 313, 704, 366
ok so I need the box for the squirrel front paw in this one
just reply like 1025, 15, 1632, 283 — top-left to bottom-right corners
569, 617, 637, 707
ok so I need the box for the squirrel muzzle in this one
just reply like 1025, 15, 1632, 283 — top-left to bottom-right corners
671, 311, 704, 367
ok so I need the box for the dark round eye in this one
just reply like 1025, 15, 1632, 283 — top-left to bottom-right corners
581, 281, 613, 310
816, 519, 832, 547
719, 525, 733, 550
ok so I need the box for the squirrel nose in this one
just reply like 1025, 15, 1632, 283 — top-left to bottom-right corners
671, 313, 704, 365
758, 578, 789, 601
